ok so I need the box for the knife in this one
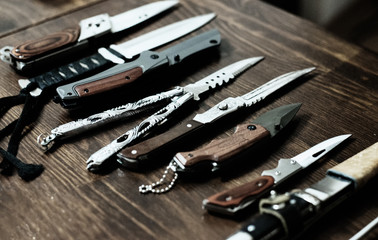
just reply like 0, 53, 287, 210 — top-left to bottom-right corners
138, 103, 301, 194
227, 142, 378, 240
85, 57, 263, 171
16, 13, 216, 98
55, 28, 221, 108
0, 0, 179, 73
203, 134, 351, 216
117, 67, 316, 169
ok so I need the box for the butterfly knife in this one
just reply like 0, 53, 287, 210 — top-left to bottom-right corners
117, 67, 316, 170
203, 134, 351, 216
38, 57, 263, 152
55, 27, 221, 108
138, 103, 302, 194
15, 13, 215, 98
227, 142, 378, 240
0, 0, 179, 73
84, 57, 263, 171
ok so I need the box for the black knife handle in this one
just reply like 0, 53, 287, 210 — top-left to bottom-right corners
28, 51, 115, 92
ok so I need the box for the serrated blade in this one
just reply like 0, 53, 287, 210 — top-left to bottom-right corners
110, 0, 179, 33
242, 67, 315, 107
111, 13, 216, 58
183, 57, 264, 100
292, 134, 351, 168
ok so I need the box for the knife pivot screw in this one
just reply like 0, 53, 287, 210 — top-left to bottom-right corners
247, 125, 256, 130
275, 170, 281, 176
247, 225, 256, 232
218, 103, 228, 110
290, 159, 296, 165
131, 150, 137, 155
150, 54, 159, 59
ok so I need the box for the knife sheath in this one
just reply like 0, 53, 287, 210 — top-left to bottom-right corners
328, 142, 378, 189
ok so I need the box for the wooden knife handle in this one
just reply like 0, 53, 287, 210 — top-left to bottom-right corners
74, 67, 143, 97
328, 142, 378, 189
205, 176, 275, 208
174, 123, 270, 167
11, 26, 80, 61
117, 119, 204, 168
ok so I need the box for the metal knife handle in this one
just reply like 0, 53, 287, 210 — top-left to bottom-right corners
328, 142, 378, 189
38, 87, 184, 150
204, 176, 274, 214
174, 123, 270, 168
87, 92, 195, 171
11, 26, 81, 62
117, 118, 205, 168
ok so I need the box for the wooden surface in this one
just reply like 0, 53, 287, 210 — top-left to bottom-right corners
0, 0, 377, 239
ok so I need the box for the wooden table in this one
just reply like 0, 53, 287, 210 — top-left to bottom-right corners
0, 0, 377, 239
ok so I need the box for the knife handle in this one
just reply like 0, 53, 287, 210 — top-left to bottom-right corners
74, 66, 143, 97
117, 119, 205, 168
174, 124, 270, 167
328, 142, 378, 189
11, 26, 81, 62
204, 175, 274, 210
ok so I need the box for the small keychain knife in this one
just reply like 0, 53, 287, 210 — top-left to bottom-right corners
138, 103, 302, 194
0, 0, 179, 73
203, 134, 351, 215
118, 67, 315, 169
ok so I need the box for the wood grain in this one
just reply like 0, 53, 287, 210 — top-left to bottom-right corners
0, 0, 377, 239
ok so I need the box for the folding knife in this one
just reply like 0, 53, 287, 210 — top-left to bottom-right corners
117, 67, 315, 169
203, 134, 351, 216
227, 142, 378, 240
138, 103, 301, 194
56, 28, 221, 108
85, 57, 264, 171
0, 0, 179, 73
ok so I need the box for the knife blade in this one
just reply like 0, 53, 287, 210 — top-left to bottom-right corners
138, 103, 301, 194
85, 57, 263, 171
117, 67, 315, 169
0, 0, 179, 73
203, 134, 351, 216
16, 13, 216, 98
227, 142, 378, 240
55, 28, 221, 108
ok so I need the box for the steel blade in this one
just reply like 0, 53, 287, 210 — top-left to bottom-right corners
110, 13, 216, 58
110, 0, 179, 33
292, 134, 351, 168
252, 103, 302, 137
242, 67, 315, 107
183, 57, 264, 100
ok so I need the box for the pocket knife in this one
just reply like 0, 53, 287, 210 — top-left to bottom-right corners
0, 0, 179, 73
55, 28, 221, 108
227, 142, 378, 240
117, 67, 315, 169
138, 103, 302, 194
203, 134, 351, 216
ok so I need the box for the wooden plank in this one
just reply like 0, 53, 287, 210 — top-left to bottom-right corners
0, 0, 377, 239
